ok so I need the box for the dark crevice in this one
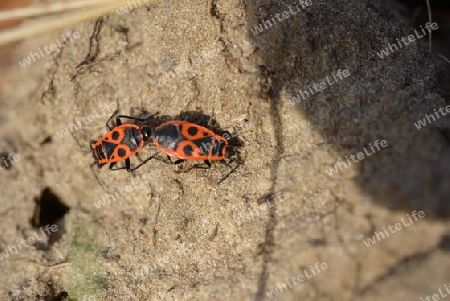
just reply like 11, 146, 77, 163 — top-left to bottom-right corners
30, 187, 69, 249
210, 0, 221, 20
78, 18, 103, 68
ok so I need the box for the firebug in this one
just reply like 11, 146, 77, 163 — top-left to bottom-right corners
152, 120, 242, 183
90, 112, 157, 171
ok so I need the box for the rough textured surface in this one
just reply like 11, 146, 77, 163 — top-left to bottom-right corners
1, 0, 449, 300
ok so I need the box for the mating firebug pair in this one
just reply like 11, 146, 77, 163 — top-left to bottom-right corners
91, 112, 242, 183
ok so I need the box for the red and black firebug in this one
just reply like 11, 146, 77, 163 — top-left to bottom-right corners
152, 120, 242, 183
90, 113, 157, 171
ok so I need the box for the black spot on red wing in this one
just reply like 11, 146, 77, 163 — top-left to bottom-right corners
94, 144, 106, 161
183, 144, 194, 156
122, 127, 142, 151
155, 123, 181, 149
187, 126, 198, 137
117, 148, 127, 158
203, 132, 209, 137
193, 137, 213, 155
102, 141, 118, 160
112, 131, 120, 140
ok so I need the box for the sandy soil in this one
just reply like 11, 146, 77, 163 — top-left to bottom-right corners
0, 0, 449, 300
